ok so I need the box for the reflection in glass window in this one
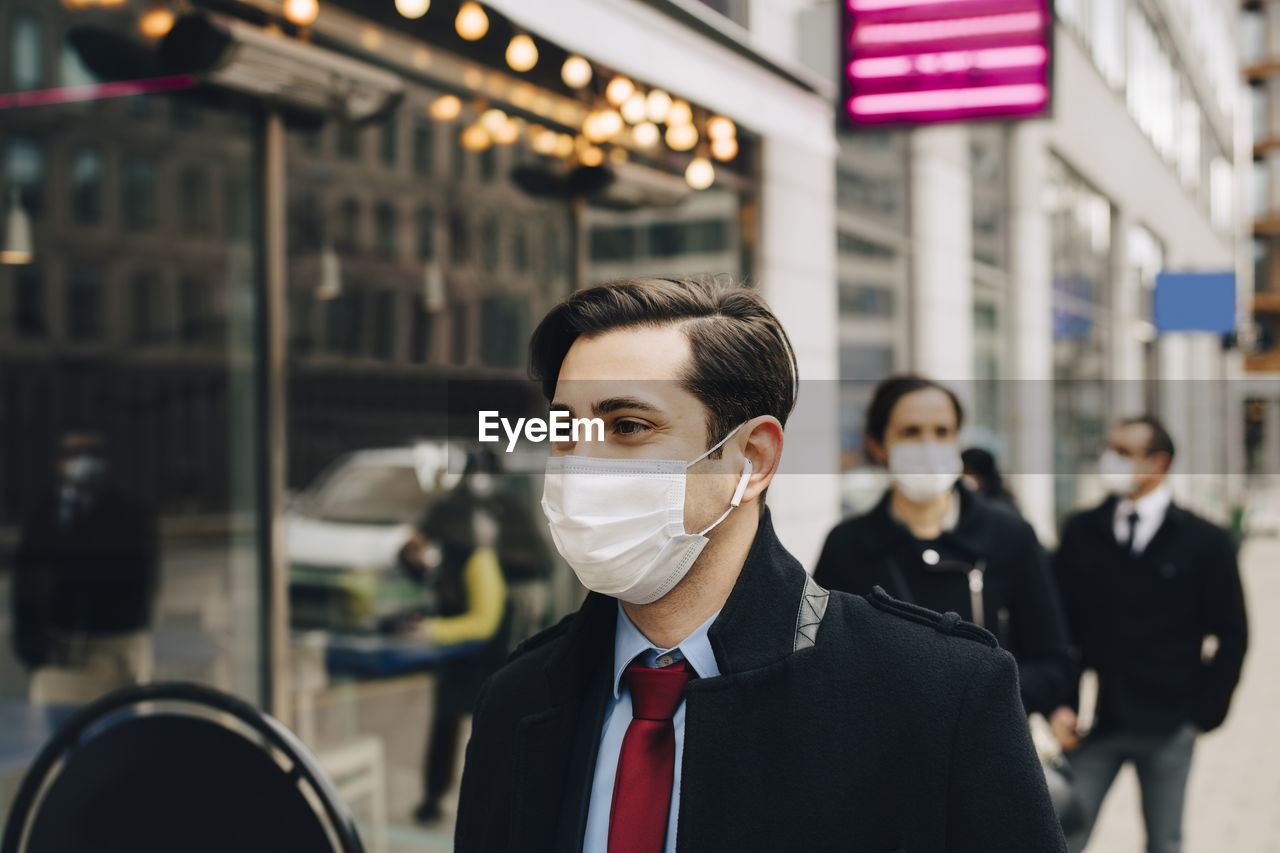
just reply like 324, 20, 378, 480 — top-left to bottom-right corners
590, 226, 637, 262
11, 14, 43, 91
67, 267, 104, 340
71, 148, 103, 225
132, 271, 167, 344
375, 203, 398, 259
412, 117, 434, 175
122, 157, 158, 230
416, 206, 436, 260
4, 139, 45, 216
179, 167, 212, 235
14, 264, 46, 338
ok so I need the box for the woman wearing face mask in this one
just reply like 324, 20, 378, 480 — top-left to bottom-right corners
814, 375, 1073, 719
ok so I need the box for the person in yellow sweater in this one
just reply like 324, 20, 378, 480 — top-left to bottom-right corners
401, 454, 512, 825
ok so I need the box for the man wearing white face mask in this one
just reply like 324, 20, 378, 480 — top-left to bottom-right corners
456, 279, 1065, 852
1050, 416, 1248, 853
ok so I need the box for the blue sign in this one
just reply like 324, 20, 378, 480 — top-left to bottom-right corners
1154, 272, 1236, 334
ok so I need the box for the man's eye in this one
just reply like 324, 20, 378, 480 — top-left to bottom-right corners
614, 420, 651, 437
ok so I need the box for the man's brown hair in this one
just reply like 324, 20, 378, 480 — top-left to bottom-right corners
528, 277, 798, 455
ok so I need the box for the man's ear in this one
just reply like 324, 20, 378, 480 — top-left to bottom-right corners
737, 416, 784, 505
1153, 451, 1173, 475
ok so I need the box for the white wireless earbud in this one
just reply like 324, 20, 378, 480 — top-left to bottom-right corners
730, 458, 753, 507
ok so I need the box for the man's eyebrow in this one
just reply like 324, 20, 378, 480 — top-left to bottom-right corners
593, 397, 662, 416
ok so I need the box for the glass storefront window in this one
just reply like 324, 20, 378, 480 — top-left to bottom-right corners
1, 16, 265, 835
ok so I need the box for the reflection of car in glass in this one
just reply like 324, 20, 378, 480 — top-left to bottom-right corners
287, 444, 462, 633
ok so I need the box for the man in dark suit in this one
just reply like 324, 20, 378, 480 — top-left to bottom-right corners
455, 277, 1065, 852
1050, 416, 1248, 853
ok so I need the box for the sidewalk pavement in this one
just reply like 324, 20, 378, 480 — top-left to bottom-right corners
1085, 536, 1280, 853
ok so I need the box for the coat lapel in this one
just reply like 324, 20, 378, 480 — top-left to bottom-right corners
511, 592, 616, 852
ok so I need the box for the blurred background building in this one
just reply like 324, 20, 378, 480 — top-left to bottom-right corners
0, 0, 1268, 849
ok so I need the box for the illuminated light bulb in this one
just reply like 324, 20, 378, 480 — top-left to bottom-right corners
632, 121, 660, 147
360, 26, 382, 50
492, 119, 520, 145
455, 1, 488, 40
596, 109, 622, 140
707, 115, 736, 140
139, 7, 175, 38
711, 136, 738, 161
412, 48, 431, 70
283, 0, 318, 26
395, 0, 430, 19
685, 157, 715, 190
506, 34, 538, 72
665, 123, 698, 151
532, 130, 559, 155
579, 146, 604, 167
667, 98, 693, 126
621, 92, 647, 124
461, 124, 491, 151
554, 134, 576, 158
582, 111, 606, 144
481, 108, 507, 133
646, 89, 672, 122
561, 55, 592, 89
429, 94, 461, 121
605, 75, 634, 107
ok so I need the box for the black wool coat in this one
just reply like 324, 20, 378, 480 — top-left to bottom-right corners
813, 488, 1074, 717
1054, 497, 1248, 735
455, 511, 1066, 852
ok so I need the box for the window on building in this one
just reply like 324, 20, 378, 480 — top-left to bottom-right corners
479, 146, 497, 183
291, 192, 324, 253
324, 290, 364, 356
412, 118, 434, 175
590, 226, 637, 262
122, 157, 158, 230
836, 168, 900, 216
837, 282, 894, 318
132, 270, 168, 344
375, 203, 398, 258
1253, 84, 1269, 142
839, 344, 894, 380
59, 37, 96, 87
648, 220, 730, 257
10, 14, 44, 91
1254, 237, 1271, 294
450, 302, 469, 364
70, 147, 103, 225
416, 206, 436, 261
225, 175, 253, 240
449, 210, 470, 265
336, 123, 361, 160
338, 198, 361, 252
4, 138, 45, 217
67, 267, 104, 340
480, 296, 526, 367
380, 115, 398, 168
372, 290, 396, 360
480, 216, 500, 271
170, 97, 203, 130
837, 231, 896, 261
179, 274, 225, 345
411, 303, 434, 363
179, 167, 213, 235
14, 264, 46, 338
512, 223, 530, 272
451, 126, 467, 180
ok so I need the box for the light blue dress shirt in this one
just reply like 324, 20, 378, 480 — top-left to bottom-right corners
582, 602, 721, 853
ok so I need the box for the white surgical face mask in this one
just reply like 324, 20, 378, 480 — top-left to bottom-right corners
541, 423, 754, 605
1098, 450, 1137, 495
887, 442, 962, 504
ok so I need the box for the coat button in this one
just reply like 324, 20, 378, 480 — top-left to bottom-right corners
922, 549, 940, 565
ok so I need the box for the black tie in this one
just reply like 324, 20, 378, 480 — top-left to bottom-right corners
1122, 511, 1140, 555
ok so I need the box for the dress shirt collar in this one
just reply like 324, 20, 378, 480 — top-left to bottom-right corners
611, 601, 721, 700
1116, 483, 1172, 527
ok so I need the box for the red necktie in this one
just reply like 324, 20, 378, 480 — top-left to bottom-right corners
607, 659, 695, 853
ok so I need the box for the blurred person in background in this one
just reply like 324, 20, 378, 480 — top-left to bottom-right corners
12, 430, 160, 704
815, 376, 1073, 720
1050, 416, 1248, 853
961, 446, 1020, 514
400, 450, 513, 824
455, 279, 1065, 852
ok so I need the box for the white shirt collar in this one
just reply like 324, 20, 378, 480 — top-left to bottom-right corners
1116, 483, 1172, 523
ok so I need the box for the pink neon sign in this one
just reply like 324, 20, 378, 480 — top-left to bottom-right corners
842, 0, 1051, 127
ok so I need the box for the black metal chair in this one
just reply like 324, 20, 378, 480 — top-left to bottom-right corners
1, 682, 365, 853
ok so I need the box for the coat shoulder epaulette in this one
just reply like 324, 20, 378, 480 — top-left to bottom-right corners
507, 611, 576, 662
866, 586, 998, 648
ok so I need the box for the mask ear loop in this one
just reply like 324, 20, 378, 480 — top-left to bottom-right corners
697, 457, 753, 536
